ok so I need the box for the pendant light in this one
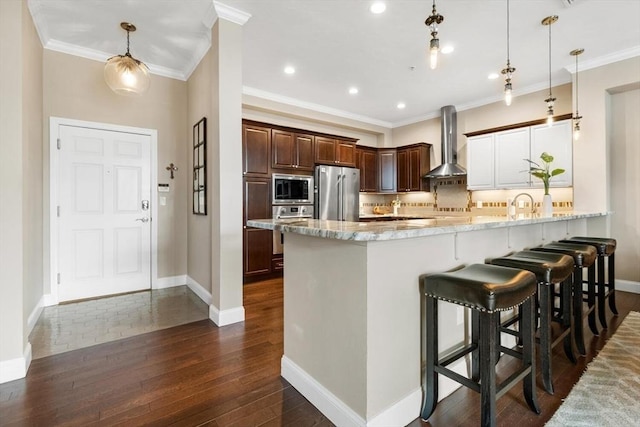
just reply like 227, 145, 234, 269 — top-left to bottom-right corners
570, 48, 584, 140
425, 0, 444, 70
104, 22, 150, 96
542, 16, 558, 126
501, 0, 515, 106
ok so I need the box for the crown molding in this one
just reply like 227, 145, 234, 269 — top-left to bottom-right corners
564, 46, 640, 74
214, 1, 252, 25
243, 86, 393, 129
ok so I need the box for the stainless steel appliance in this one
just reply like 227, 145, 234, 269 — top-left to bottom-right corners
314, 165, 360, 221
425, 105, 467, 178
272, 173, 314, 205
272, 204, 314, 255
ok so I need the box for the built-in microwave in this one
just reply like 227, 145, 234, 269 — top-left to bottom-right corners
272, 173, 314, 205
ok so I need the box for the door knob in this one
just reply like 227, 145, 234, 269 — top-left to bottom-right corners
135, 217, 150, 223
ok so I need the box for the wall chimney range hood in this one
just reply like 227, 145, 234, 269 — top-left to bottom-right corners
424, 105, 467, 178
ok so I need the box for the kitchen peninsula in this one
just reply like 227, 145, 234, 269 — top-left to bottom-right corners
248, 212, 607, 427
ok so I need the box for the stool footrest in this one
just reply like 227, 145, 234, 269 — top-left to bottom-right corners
434, 365, 480, 393
440, 344, 477, 367
497, 367, 533, 400
500, 346, 523, 360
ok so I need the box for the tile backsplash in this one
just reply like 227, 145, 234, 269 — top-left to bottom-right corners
360, 181, 573, 217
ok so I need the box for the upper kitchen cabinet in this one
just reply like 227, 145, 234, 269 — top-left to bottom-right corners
530, 120, 572, 188
315, 136, 357, 167
378, 149, 397, 193
356, 146, 378, 192
397, 143, 431, 192
466, 118, 572, 190
272, 130, 315, 171
243, 123, 271, 177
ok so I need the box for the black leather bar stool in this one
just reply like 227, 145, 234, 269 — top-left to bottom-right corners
489, 251, 575, 395
530, 242, 598, 356
561, 236, 618, 329
420, 264, 539, 427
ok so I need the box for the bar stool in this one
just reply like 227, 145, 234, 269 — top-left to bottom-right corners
530, 242, 598, 356
420, 264, 540, 427
561, 236, 618, 329
489, 251, 575, 395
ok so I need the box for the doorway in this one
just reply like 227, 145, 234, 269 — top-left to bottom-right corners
50, 118, 158, 303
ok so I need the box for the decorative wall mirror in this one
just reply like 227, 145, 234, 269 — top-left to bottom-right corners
193, 117, 207, 215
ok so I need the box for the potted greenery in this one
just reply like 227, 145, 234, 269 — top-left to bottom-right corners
525, 152, 565, 216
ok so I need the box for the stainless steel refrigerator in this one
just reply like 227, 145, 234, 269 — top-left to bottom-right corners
314, 165, 360, 221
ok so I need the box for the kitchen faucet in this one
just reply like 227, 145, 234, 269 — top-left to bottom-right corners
511, 193, 537, 214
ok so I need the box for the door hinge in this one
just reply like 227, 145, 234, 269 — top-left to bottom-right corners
57, 138, 61, 150
57, 273, 60, 284
57, 206, 60, 217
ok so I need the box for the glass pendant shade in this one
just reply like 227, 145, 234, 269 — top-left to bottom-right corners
429, 38, 439, 69
504, 81, 513, 106
104, 22, 150, 96
104, 54, 150, 95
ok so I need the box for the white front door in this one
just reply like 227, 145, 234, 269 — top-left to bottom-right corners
57, 124, 152, 301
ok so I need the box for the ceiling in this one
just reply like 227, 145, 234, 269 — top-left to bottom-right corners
28, 0, 640, 127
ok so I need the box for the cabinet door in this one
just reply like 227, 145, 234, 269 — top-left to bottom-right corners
336, 141, 356, 166
295, 134, 315, 171
495, 128, 530, 188
244, 178, 271, 222
379, 149, 397, 193
397, 149, 409, 192
530, 120, 572, 188
408, 148, 424, 191
357, 148, 378, 192
467, 135, 495, 190
243, 124, 271, 176
315, 136, 336, 165
244, 228, 272, 276
272, 130, 295, 169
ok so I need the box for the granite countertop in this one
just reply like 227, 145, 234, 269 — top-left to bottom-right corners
247, 211, 607, 242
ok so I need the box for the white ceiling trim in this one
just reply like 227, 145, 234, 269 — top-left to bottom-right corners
243, 86, 393, 129
564, 46, 640, 74
214, 1, 252, 25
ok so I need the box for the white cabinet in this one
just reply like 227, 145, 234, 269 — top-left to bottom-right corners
530, 120, 572, 188
495, 128, 531, 188
467, 120, 572, 190
467, 134, 494, 189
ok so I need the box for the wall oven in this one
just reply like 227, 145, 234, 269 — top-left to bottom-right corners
272, 204, 314, 255
272, 173, 314, 205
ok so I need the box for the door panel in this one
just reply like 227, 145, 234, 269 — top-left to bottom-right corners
58, 125, 151, 301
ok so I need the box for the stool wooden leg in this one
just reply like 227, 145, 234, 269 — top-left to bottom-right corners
587, 264, 598, 336
521, 297, 540, 414
421, 296, 438, 421
480, 311, 498, 427
561, 278, 577, 363
471, 309, 480, 382
597, 256, 607, 329
539, 282, 554, 394
608, 253, 618, 315
573, 266, 586, 356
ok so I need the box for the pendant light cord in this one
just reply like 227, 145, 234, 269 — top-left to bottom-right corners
575, 54, 579, 116
548, 22, 552, 99
506, 0, 510, 65
126, 29, 131, 56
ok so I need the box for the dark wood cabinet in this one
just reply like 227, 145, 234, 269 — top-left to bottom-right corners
243, 124, 271, 177
378, 149, 397, 193
396, 143, 431, 192
315, 137, 356, 167
243, 177, 272, 279
356, 147, 378, 192
272, 130, 314, 171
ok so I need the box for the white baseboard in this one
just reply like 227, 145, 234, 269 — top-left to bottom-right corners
617, 279, 640, 294
154, 275, 187, 289
209, 305, 245, 326
186, 275, 212, 305
0, 343, 32, 384
43, 293, 57, 307
368, 388, 422, 427
27, 296, 45, 336
281, 355, 366, 427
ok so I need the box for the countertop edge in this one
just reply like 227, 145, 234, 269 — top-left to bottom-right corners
247, 212, 609, 242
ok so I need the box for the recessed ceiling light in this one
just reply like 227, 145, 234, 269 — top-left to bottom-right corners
441, 45, 454, 54
397, 102, 406, 109
349, 87, 359, 95
284, 66, 296, 75
370, 2, 386, 14
488, 73, 499, 80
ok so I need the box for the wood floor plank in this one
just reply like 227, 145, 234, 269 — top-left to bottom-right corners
1, 280, 638, 427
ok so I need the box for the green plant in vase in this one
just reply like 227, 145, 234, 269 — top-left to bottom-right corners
525, 152, 565, 195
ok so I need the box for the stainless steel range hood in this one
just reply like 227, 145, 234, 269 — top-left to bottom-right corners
424, 105, 467, 178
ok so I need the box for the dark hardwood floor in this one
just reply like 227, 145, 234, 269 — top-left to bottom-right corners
1, 279, 638, 427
